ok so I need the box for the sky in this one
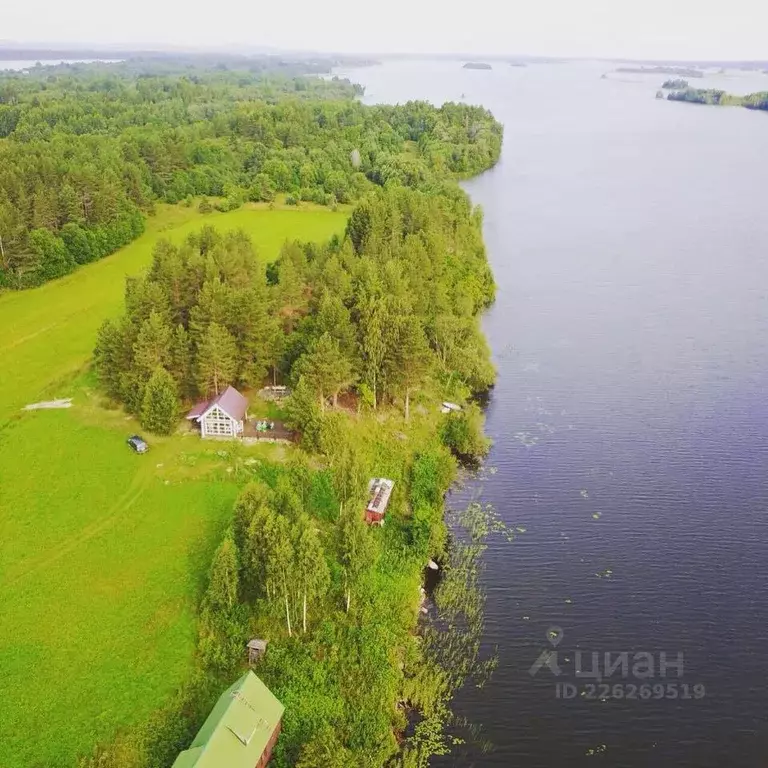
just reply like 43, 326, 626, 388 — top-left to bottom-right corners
3, 0, 768, 61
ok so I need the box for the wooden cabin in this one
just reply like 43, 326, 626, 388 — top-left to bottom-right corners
171, 671, 284, 768
365, 478, 394, 525
186, 386, 248, 439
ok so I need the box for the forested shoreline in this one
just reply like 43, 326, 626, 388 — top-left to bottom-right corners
0, 58, 505, 767
666, 85, 768, 110
0, 61, 501, 288
88, 125, 501, 768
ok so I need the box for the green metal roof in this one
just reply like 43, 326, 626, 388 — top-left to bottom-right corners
172, 672, 284, 768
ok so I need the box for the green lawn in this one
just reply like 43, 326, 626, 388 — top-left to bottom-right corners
0, 408, 241, 768
0, 203, 348, 423
0, 204, 346, 768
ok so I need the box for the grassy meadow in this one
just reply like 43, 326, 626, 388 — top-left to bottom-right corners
0, 203, 348, 423
0, 204, 347, 768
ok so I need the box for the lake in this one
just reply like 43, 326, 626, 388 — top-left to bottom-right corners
337, 59, 768, 766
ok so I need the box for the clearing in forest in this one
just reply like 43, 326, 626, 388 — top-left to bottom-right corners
0, 203, 348, 423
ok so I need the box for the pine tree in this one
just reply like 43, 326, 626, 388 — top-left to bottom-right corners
294, 332, 355, 409
315, 291, 357, 359
359, 296, 386, 410
94, 318, 132, 401
391, 316, 432, 421
284, 376, 323, 451
133, 311, 172, 380
140, 367, 179, 435
196, 321, 237, 396
169, 324, 192, 397
243, 503, 276, 602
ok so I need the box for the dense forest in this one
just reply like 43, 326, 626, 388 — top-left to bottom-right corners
95, 183, 495, 446
0, 62, 501, 288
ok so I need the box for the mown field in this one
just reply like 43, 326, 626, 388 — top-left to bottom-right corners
0, 205, 347, 768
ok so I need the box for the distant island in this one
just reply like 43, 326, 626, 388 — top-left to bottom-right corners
662, 78, 689, 89
463, 62, 492, 70
508, 62, 527, 68
667, 87, 768, 111
615, 66, 704, 78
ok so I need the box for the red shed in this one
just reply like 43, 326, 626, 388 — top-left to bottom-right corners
365, 478, 394, 525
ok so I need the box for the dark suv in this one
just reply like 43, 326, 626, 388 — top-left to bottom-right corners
127, 435, 149, 454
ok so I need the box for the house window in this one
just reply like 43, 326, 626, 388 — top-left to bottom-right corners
205, 407, 233, 436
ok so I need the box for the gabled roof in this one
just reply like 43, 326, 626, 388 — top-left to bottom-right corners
171, 672, 284, 768
186, 400, 210, 420
205, 386, 248, 422
186, 386, 248, 422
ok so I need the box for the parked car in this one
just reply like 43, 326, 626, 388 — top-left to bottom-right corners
127, 435, 149, 454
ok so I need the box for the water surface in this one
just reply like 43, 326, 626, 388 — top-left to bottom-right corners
338, 59, 768, 767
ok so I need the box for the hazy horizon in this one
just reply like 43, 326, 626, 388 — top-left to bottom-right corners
4, 0, 768, 62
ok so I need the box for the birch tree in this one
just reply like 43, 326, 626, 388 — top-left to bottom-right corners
294, 515, 330, 633
265, 513, 296, 636
333, 444, 367, 520
338, 507, 375, 612
207, 531, 240, 613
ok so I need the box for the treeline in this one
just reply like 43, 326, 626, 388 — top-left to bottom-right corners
0, 52, 375, 76
0, 61, 502, 288
667, 86, 768, 111
95, 185, 496, 444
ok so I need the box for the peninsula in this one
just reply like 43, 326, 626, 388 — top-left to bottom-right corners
0, 55, 503, 768
667, 87, 768, 111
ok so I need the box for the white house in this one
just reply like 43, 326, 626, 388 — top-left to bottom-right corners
186, 386, 248, 439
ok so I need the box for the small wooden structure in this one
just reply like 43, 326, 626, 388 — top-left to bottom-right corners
186, 386, 248, 440
365, 478, 394, 525
171, 671, 283, 768
258, 385, 290, 401
247, 638, 268, 664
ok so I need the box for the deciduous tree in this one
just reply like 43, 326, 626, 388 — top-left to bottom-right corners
337, 507, 375, 612
294, 515, 330, 632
